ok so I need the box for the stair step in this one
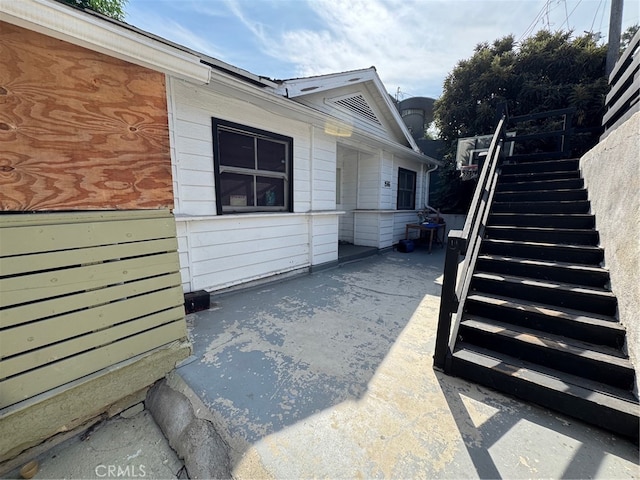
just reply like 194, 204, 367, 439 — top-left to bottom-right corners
507, 152, 574, 162
500, 158, 579, 175
476, 254, 609, 287
488, 213, 595, 229
491, 200, 591, 214
480, 238, 604, 264
458, 316, 633, 389
494, 189, 588, 202
449, 344, 640, 440
485, 226, 599, 245
496, 177, 584, 192
499, 170, 580, 183
465, 293, 625, 348
470, 272, 617, 316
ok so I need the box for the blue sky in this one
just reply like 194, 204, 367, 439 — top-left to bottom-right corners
125, 0, 639, 99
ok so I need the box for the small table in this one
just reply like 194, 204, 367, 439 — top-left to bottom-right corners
405, 223, 446, 253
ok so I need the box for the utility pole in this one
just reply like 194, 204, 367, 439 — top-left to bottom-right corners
606, 0, 624, 76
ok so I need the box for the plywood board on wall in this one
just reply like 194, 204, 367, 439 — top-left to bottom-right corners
0, 22, 173, 211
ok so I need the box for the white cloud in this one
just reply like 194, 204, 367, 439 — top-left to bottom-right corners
126, 6, 226, 59
222, 0, 520, 97
127, 0, 639, 98
227, 0, 632, 97
222, 0, 268, 39
272, 0, 544, 97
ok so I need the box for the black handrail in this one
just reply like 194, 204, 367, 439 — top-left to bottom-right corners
433, 107, 576, 371
433, 116, 506, 370
508, 107, 575, 159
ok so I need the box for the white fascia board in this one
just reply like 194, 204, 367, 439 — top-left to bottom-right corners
370, 74, 421, 153
202, 70, 331, 126
349, 129, 441, 166
277, 68, 377, 98
0, 0, 210, 84
280, 68, 421, 154
198, 53, 278, 89
200, 70, 441, 167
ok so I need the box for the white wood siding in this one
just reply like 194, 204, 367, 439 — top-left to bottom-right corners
353, 212, 379, 247
183, 214, 309, 291
337, 147, 358, 243
353, 211, 402, 248
379, 214, 394, 247
312, 127, 337, 211
393, 211, 421, 242
176, 222, 192, 292
357, 153, 379, 209
336, 143, 428, 248
380, 151, 394, 209
167, 78, 339, 292
310, 214, 339, 265
169, 79, 314, 216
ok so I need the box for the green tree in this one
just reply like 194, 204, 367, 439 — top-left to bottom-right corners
620, 24, 639, 53
60, 0, 127, 21
432, 30, 608, 212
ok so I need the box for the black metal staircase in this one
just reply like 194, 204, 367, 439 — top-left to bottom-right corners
433, 111, 639, 441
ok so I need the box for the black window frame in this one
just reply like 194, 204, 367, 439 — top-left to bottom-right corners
212, 118, 293, 214
397, 167, 417, 210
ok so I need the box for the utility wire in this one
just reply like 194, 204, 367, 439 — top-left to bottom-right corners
519, 0, 550, 42
590, 0, 604, 33
557, 0, 584, 31
598, 0, 608, 40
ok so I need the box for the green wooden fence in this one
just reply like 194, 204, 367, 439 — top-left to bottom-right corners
0, 210, 186, 409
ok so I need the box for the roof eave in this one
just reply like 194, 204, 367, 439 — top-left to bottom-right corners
200, 73, 441, 167
370, 74, 422, 152
278, 68, 422, 153
1, 0, 211, 84
275, 67, 378, 98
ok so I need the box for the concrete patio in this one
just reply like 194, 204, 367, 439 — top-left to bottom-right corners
174, 247, 640, 479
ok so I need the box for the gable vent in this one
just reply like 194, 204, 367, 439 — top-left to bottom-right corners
332, 94, 382, 126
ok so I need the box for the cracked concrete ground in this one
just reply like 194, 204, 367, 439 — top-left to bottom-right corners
3, 409, 184, 479
6, 248, 638, 479
176, 248, 640, 479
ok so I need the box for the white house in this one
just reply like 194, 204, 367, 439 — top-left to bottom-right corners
3, 0, 440, 296
170, 64, 440, 294
0, 0, 440, 459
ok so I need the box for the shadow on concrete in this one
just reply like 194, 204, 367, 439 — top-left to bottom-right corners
178, 248, 444, 453
176, 248, 638, 477
435, 371, 640, 479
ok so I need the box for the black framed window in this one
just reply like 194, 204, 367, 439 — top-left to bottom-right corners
397, 168, 416, 210
213, 119, 293, 214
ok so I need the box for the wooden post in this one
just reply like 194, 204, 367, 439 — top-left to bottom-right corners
433, 231, 465, 371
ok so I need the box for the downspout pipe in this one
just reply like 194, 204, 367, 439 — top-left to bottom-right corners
424, 163, 438, 208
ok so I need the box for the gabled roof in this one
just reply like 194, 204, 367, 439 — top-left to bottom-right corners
274, 68, 421, 153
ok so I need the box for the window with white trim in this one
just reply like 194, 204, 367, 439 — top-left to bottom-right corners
212, 119, 293, 214
397, 168, 416, 210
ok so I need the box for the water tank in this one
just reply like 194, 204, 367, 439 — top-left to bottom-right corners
398, 97, 436, 139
